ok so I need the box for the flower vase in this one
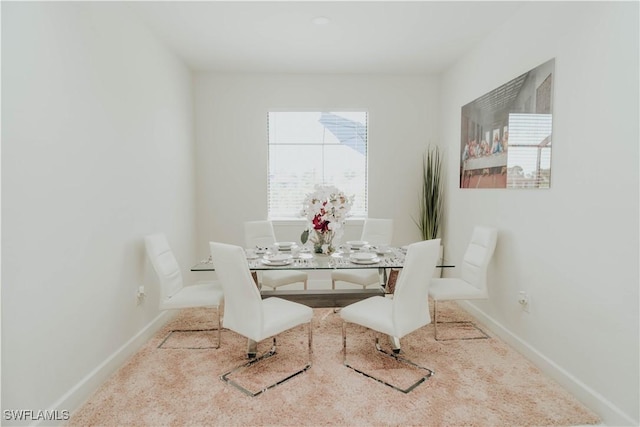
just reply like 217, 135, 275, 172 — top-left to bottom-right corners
313, 231, 335, 255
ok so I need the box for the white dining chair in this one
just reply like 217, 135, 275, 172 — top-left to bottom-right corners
340, 239, 440, 393
331, 218, 393, 289
244, 220, 308, 290
210, 241, 313, 397
145, 233, 224, 349
428, 226, 497, 341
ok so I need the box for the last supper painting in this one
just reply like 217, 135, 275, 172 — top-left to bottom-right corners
460, 58, 554, 189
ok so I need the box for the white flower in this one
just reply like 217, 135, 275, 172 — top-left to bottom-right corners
301, 185, 354, 241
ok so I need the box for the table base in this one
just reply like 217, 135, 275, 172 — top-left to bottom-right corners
260, 288, 385, 308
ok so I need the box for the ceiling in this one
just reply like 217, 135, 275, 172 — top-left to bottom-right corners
128, 1, 524, 74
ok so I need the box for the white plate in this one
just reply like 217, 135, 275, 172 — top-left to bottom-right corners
261, 258, 293, 266
350, 252, 377, 261
350, 257, 381, 265
275, 241, 297, 250
346, 240, 369, 248
245, 252, 259, 260
264, 254, 292, 262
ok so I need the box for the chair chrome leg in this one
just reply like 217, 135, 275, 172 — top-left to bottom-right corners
388, 334, 401, 354
434, 300, 490, 341
158, 307, 223, 349
247, 339, 258, 359
221, 323, 313, 397
342, 322, 434, 394
342, 321, 347, 362
308, 321, 313, 362
434, 299, 439, 340
217, 308, 222, 348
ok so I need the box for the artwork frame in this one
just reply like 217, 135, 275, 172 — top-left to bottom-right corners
460, 58, 555, 189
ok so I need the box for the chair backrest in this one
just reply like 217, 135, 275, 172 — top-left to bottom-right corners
361, 218, 393, 245
144, 233, 184, 302
210, 242, 263, 340
244, 220, 277, 248
460, 226, 498, 295
392, 239, 440, 338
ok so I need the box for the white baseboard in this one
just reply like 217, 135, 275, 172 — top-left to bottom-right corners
38, 311, 173, 426
459, 301, 637, 427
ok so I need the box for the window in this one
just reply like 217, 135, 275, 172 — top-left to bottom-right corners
267, 111, 368, 219
506, 113, 552, 188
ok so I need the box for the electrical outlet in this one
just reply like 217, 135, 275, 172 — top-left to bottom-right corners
518, 291, 529, 312
136, 286, 146, 305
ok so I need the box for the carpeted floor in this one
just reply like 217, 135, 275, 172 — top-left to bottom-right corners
69, 301, 600, 426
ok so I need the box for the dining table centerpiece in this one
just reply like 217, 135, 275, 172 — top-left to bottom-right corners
300, 185, 353, 254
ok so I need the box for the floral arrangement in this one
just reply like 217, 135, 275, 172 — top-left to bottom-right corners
300, 185, 353, 254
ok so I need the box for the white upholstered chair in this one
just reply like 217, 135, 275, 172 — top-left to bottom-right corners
428, 226, 497, 341
210, 241, 313, 397
145, 233, 224, 349
340, 239, 440, 393
331, 218, 393, 289
244, 220, 308, 290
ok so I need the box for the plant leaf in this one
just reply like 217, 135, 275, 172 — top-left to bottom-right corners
416, 146, 443, 240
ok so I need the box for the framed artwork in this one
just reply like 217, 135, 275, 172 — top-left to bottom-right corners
460, 58, 555, 189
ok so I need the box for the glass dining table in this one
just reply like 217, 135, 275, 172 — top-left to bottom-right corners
192, 246, 452, 355
191, 246, 451, 306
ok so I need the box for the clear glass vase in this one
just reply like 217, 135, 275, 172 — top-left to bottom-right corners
312, 230, 335, 254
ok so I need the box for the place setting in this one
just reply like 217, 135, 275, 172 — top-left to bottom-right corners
333, 240, 392, 265
260, 253, 294, 266
372, 243, 392, 256
274, 241, 297, 252
333, 240, 368, 256
255, 242, 317, 268
348, 251, 381, 265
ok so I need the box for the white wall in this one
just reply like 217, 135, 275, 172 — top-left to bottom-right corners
193, 73, 439, 256
1, 2, 196, 423
3, 2, 637, 425
439, 2, 639, 425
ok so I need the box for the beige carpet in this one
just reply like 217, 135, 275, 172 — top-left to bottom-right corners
69, 302, 600, 426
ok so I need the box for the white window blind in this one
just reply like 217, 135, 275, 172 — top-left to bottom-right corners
507, 113, 552, 188
267, 111, 368, 219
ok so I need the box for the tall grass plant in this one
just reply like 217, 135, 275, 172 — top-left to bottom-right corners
415, 147, 443, 240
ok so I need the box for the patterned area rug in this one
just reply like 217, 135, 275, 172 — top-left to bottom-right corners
69, 302, 600, 426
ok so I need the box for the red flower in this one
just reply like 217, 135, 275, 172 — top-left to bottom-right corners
312, 214, 329, 232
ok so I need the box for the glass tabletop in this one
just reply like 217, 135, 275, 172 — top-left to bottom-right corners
191, 247, 453, 271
